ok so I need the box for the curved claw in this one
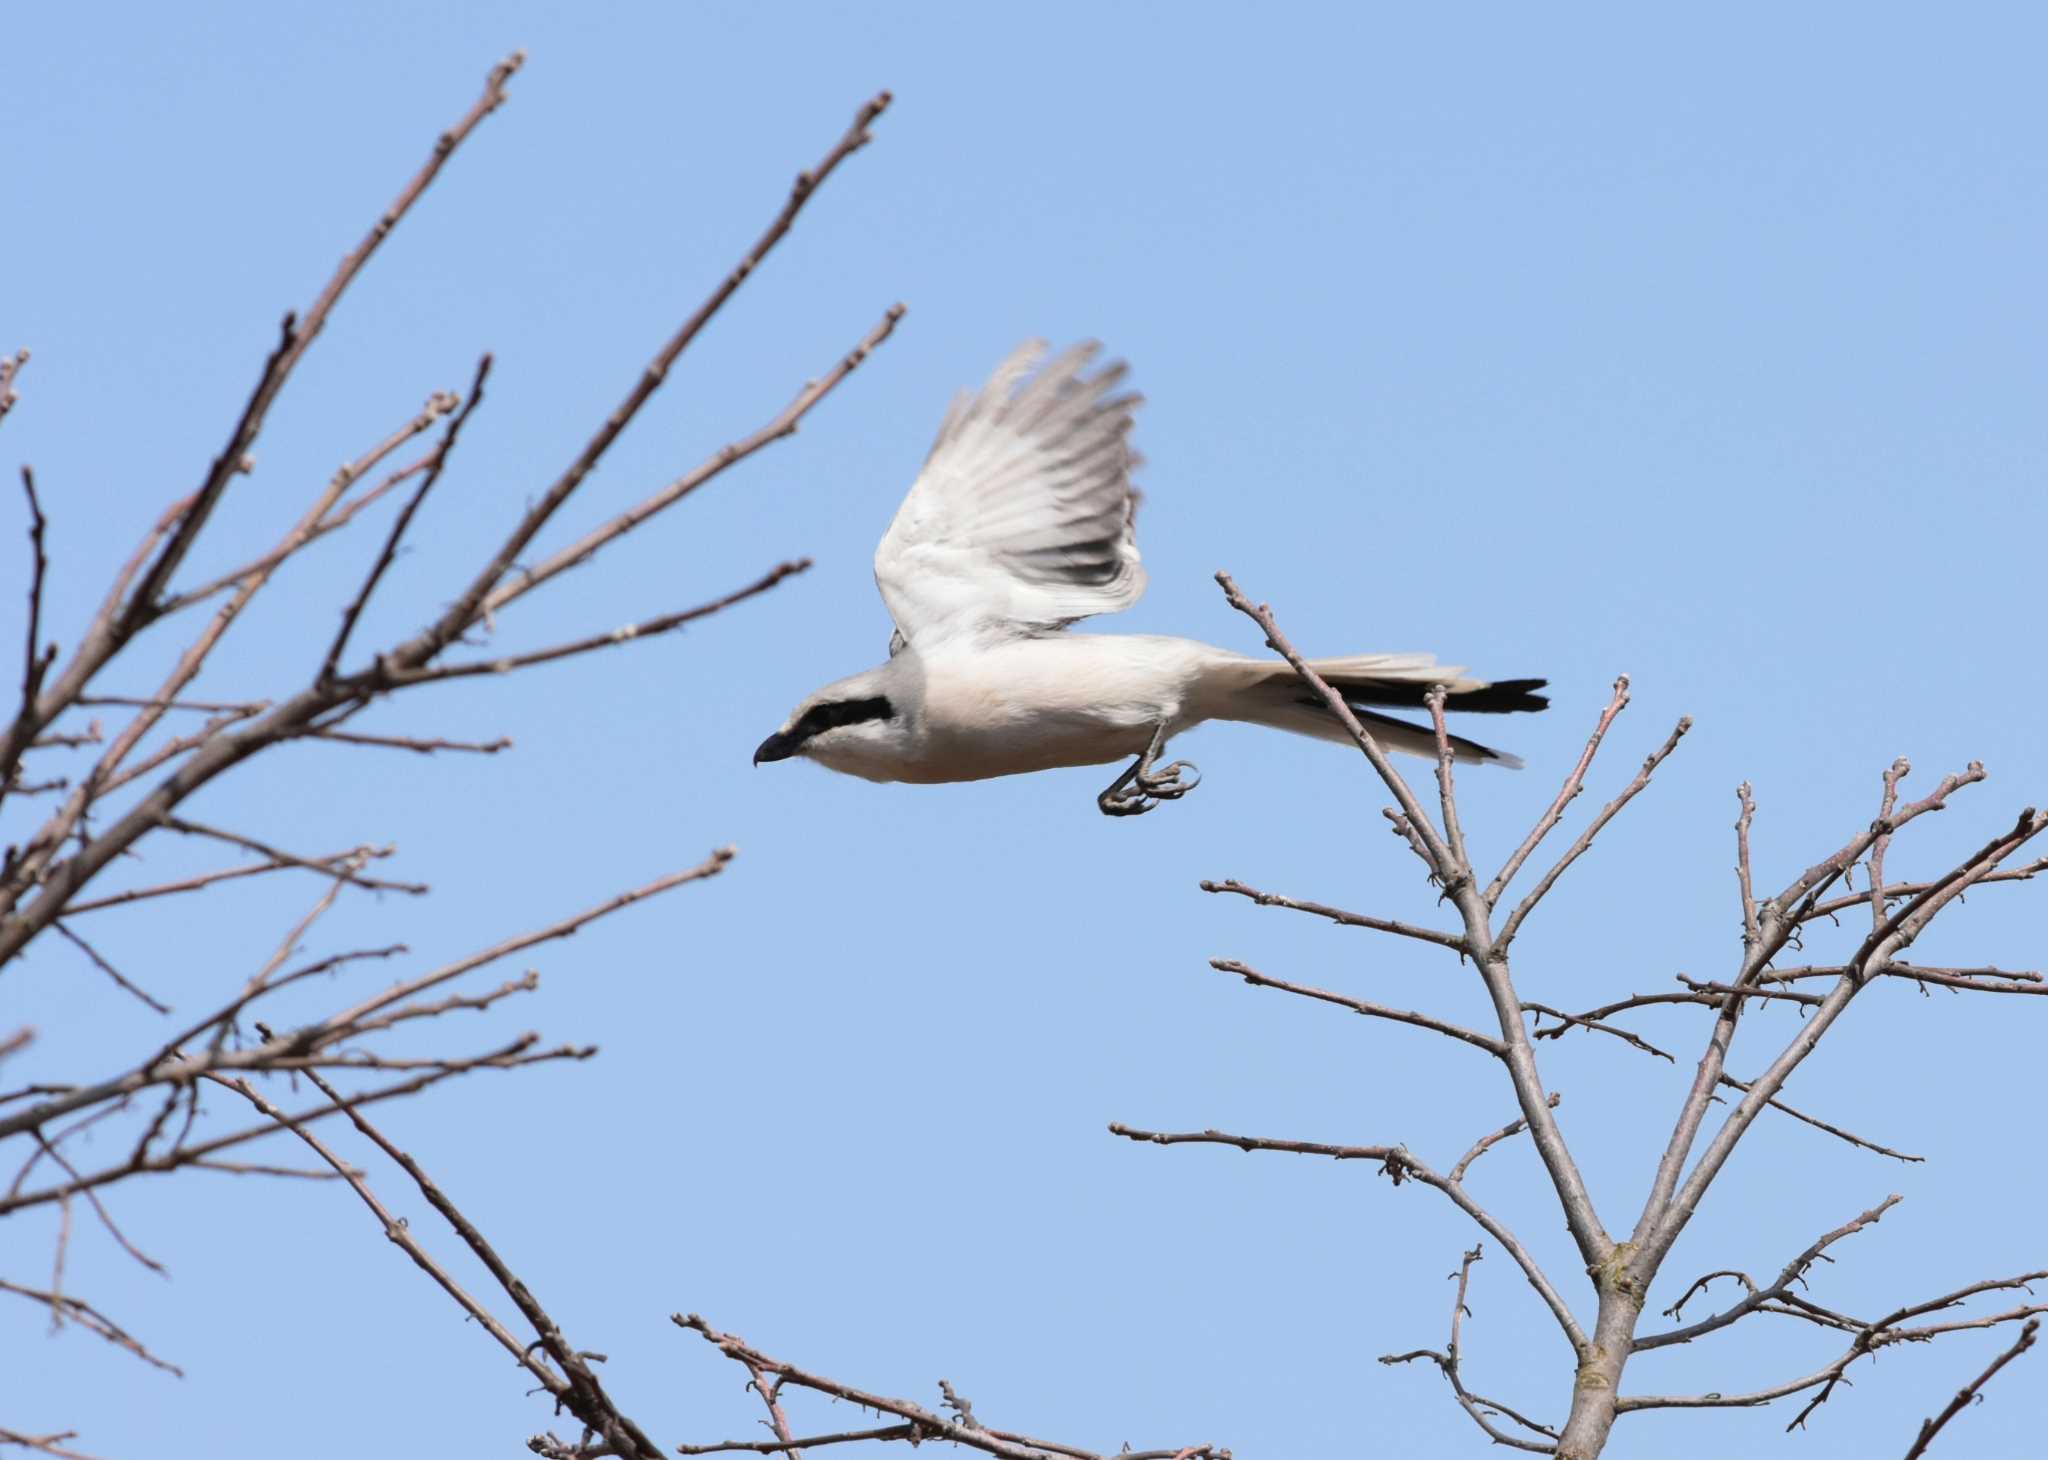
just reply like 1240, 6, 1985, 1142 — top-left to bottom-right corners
1097, 789, 1156, 817
1137, 759, 1201, 800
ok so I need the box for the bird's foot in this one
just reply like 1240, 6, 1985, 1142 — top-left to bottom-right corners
1096, 760, 1200, 818
1098, 783, 1156, 816
1138, 760, 1200, 801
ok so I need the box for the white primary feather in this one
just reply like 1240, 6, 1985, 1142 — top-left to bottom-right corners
874, 340, 1146, 650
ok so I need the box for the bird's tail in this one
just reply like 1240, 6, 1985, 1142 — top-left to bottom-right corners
1204, 652, 1548, 767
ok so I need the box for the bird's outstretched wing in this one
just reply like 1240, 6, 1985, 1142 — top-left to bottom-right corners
874, 340, 1145, 651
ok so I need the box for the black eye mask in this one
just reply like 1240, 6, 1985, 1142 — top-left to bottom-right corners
792, 696, 895, 741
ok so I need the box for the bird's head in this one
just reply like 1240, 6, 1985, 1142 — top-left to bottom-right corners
754, 668, 909, 778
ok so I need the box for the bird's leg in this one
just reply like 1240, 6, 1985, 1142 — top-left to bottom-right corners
1096, 722, 1201, 817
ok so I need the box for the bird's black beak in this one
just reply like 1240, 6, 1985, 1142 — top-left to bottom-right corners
753, 730, 799, 766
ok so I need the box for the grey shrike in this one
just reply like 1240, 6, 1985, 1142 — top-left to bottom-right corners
755, 341, 1548, 816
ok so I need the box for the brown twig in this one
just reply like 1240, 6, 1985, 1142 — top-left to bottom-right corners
0, 1278, 181, 1375
1109, 1120, 1584, 1352
1378, 1244, 1558, 1452
123, 56, 523, 627
1495, 715, 1692, 952
1213, 572, 1453, 876
60, 830, 420, 917
1901, 1316, 2039, 1459
1199, 879, 1464, 952
2, 468, 54, 805
1800, 857, 2048, 924
675, 1314, 1223, 1460
304, 729, 511, 756
1, 1050, 571, 1218
0, 56, 521, 827
1210, 958, 1504, 1057
1636, 1195, 1901, 1351
475, 303, 905, 622
1484, 676, 1631, 907
48, 923, 167, 1014
0, 348, 28, 428
288, 1066, 663, 1458
1450, 1093, 1562, 1183
409, 92, 894, 662
1425, 686, 1470, 877
1617, 1270, 2048, 1429
0, 860, 725, 1149
0, 1426, 104, 1460
1215, 577, 1612, 1285
381, 561, 814, 687
320, 356, 492, 682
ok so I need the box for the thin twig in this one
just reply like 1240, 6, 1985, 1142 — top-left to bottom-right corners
121, 55, 523, 625
0, 1278, 181, 1374
1495, 715, 1692, 951
1636, 1195, 1901, 1351
304, 729, 511, 755
291, 1065, 662, 1458
476, 304, 905, 622
1109, 1121, 1585, 1353
1425, 686, 1469, 875
676, 1315, 1220, 1460
1210, 959, 1504, 1058
1451, 1093, 1562, 1183
1901, 1317, 2040, 1459
1, 467, 55, 805
381, 562, 813, 687
411, 93, 895, 660
1378, 1244, 1558, 1453
1485, 674, 1631, 907
49, 923, 168, 1014
1199, 879, 1464, 952
320, 356, 492, 681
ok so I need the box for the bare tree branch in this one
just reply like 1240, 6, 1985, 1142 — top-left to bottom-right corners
319, 354, 494, 682
1378, 1245, 1559, 1452
674, 1314, 1225, 1460
1635, 1195, 1901, 1351
1209, 958, 1504, 1057
1495, 714, 1691, 952
1109, 1120, 1586, 1354
1198, 879, 1464, 952
1484, 675, 1631, 907
381, 560, 814, 687
0, 1277, 181, 1375
1616, 1271, 2048, 1430
1901, 1317, 2039, 1459
47, 922, 167, 1014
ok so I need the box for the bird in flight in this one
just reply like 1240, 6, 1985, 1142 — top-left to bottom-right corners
756, 341, 1547, 816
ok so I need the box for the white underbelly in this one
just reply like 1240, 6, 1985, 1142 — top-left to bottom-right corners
850, 635, 1214, 784
907, 713, 1158, 783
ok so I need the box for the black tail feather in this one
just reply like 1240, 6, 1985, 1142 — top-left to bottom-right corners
1301, 676, 1549, 715
1349, 706, 1518, 765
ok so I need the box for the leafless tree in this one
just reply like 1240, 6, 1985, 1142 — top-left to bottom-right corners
6, 50, 2035, 1460
1105, 575, 2045, 1458
0, 55, 1217, 1460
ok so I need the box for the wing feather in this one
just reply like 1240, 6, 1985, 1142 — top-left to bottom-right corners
874, 340, 1146, 649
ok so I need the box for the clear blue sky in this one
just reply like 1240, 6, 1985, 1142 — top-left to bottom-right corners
6, 5, 2045, 1457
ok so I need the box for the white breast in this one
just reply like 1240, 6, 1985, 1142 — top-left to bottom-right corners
906, 635, 1214, 784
